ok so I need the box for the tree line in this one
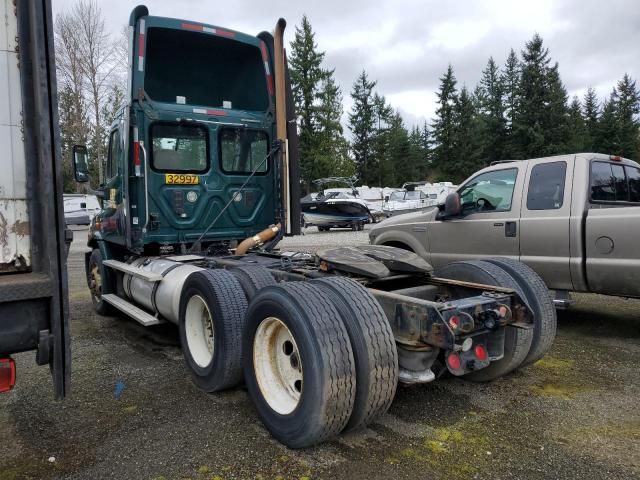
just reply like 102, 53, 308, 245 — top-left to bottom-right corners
55, 4, 640, 192
291, 19, 640, 187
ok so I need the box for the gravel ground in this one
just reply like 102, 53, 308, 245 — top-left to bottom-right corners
1, 226, 639, 480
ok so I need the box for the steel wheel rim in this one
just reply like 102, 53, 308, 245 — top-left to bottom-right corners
89, 262, 102, 300
253, 317, 303, 415
185, 295, 215, 368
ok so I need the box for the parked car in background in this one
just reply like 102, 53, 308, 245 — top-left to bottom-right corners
370, 153, 640, 306
63, 194, 101, 226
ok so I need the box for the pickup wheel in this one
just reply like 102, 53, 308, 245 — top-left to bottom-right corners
435, 260, 533, 382
483, 258, 556, 366
230, 265, 277, 301
313, 277, 398, 431
178, 270, 248, 392
87, 249, 115, 316
243, 282, 356, 448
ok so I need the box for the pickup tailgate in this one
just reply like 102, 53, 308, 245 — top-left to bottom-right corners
585, 206, 640, 297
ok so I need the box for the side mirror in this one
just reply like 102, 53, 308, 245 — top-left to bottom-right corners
384, 195, 390, 202
443, 192, 461, 217
80, 202, 87, 209
72, 145, 89, 183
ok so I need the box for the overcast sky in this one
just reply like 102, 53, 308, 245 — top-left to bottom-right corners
52, 0, 640, 129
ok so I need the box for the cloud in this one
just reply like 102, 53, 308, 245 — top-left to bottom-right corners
53, 0, 640, 127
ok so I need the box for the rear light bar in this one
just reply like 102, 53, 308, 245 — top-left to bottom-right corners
0, 357, 16, 393
610, 155, 622, 161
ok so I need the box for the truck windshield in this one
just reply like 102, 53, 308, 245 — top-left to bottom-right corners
145, 27, 269, 111
151, 123, 208, 172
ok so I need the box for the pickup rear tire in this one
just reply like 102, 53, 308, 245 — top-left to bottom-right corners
230, 265, 277, 300
313, 277, 398, 431
483, 258, 556, 366
243, 282, 356, 448
178, 270, 248, 392
435, 260, 533, 382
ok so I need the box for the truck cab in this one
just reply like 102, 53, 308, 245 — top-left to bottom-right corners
75, 8, 299, 259
370, 153, 640, 298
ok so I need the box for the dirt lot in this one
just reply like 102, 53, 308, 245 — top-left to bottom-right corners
1, 226, 639, 480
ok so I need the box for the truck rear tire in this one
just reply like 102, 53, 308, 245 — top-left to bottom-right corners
178, 270, 248, 392
243, 282, 356, 448
313, 277, 398, 431
483, 257, 556, 366
87, 248, 115, 316
230, 265, 277, 300
435, 260, 533, 382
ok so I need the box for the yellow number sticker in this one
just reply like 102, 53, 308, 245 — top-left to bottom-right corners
164, 174, 200, 185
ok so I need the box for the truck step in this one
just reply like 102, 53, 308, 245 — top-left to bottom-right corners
102, 260, 163, 282
101, 294, 165, 326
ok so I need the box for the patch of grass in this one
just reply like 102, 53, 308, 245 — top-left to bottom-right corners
385, 417, 493, 479
529, 383, 590, 400
534, 357, 575, 371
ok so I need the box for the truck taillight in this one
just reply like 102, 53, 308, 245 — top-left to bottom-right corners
0, 357, 16, 393
446, 353, 461, 370
474, 344, 488, 361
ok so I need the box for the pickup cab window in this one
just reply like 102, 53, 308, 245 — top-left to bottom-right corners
627, 166, 640, 202
591, 161, 639, 203
459, 168, 517, 214
526, 161, 566, 210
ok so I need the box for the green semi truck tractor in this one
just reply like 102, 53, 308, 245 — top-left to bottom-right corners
73, 5, 556, 448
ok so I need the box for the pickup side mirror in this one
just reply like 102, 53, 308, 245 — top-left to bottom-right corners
443, 192, 461, 217
72, 145, 89, 183
80, 202, 87, 209
384, 195, 390, 202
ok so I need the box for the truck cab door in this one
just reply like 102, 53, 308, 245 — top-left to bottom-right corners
519, 158, 572, 289
97, 127, 127, 244
427, 167, 522, 270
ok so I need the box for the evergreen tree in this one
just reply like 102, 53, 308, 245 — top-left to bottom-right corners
431, 65, 458, 176
613, 73, 640, 158
513, 34, 569, 158
452, 86, 483, 180
566, 96, 588, 152
477, 57, 506, 164
383, 112, 413, 186
501, 49, 521, 159
543, 63, 569, 155
348, 70, 377, 184
582, 87, 600, 151
371, 93, 394, 185
515, 34, 551, 158
314, 75, 354, 178
289, 15, 329, 186
597, 91, 620, 154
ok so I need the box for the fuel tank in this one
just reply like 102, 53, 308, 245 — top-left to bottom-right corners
123, 258, 204, 324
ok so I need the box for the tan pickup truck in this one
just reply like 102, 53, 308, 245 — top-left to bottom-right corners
370, 153, 640, 305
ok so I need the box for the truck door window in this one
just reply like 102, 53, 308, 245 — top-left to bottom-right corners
626, 166, 640, 202
526, 161, 566, 210
591, 162, 640, 203
220, 129, 269, 174
106, 130, 120, 179
611, 164, 628, 201
458, 168, 517, 214
150, 123, 208, 172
